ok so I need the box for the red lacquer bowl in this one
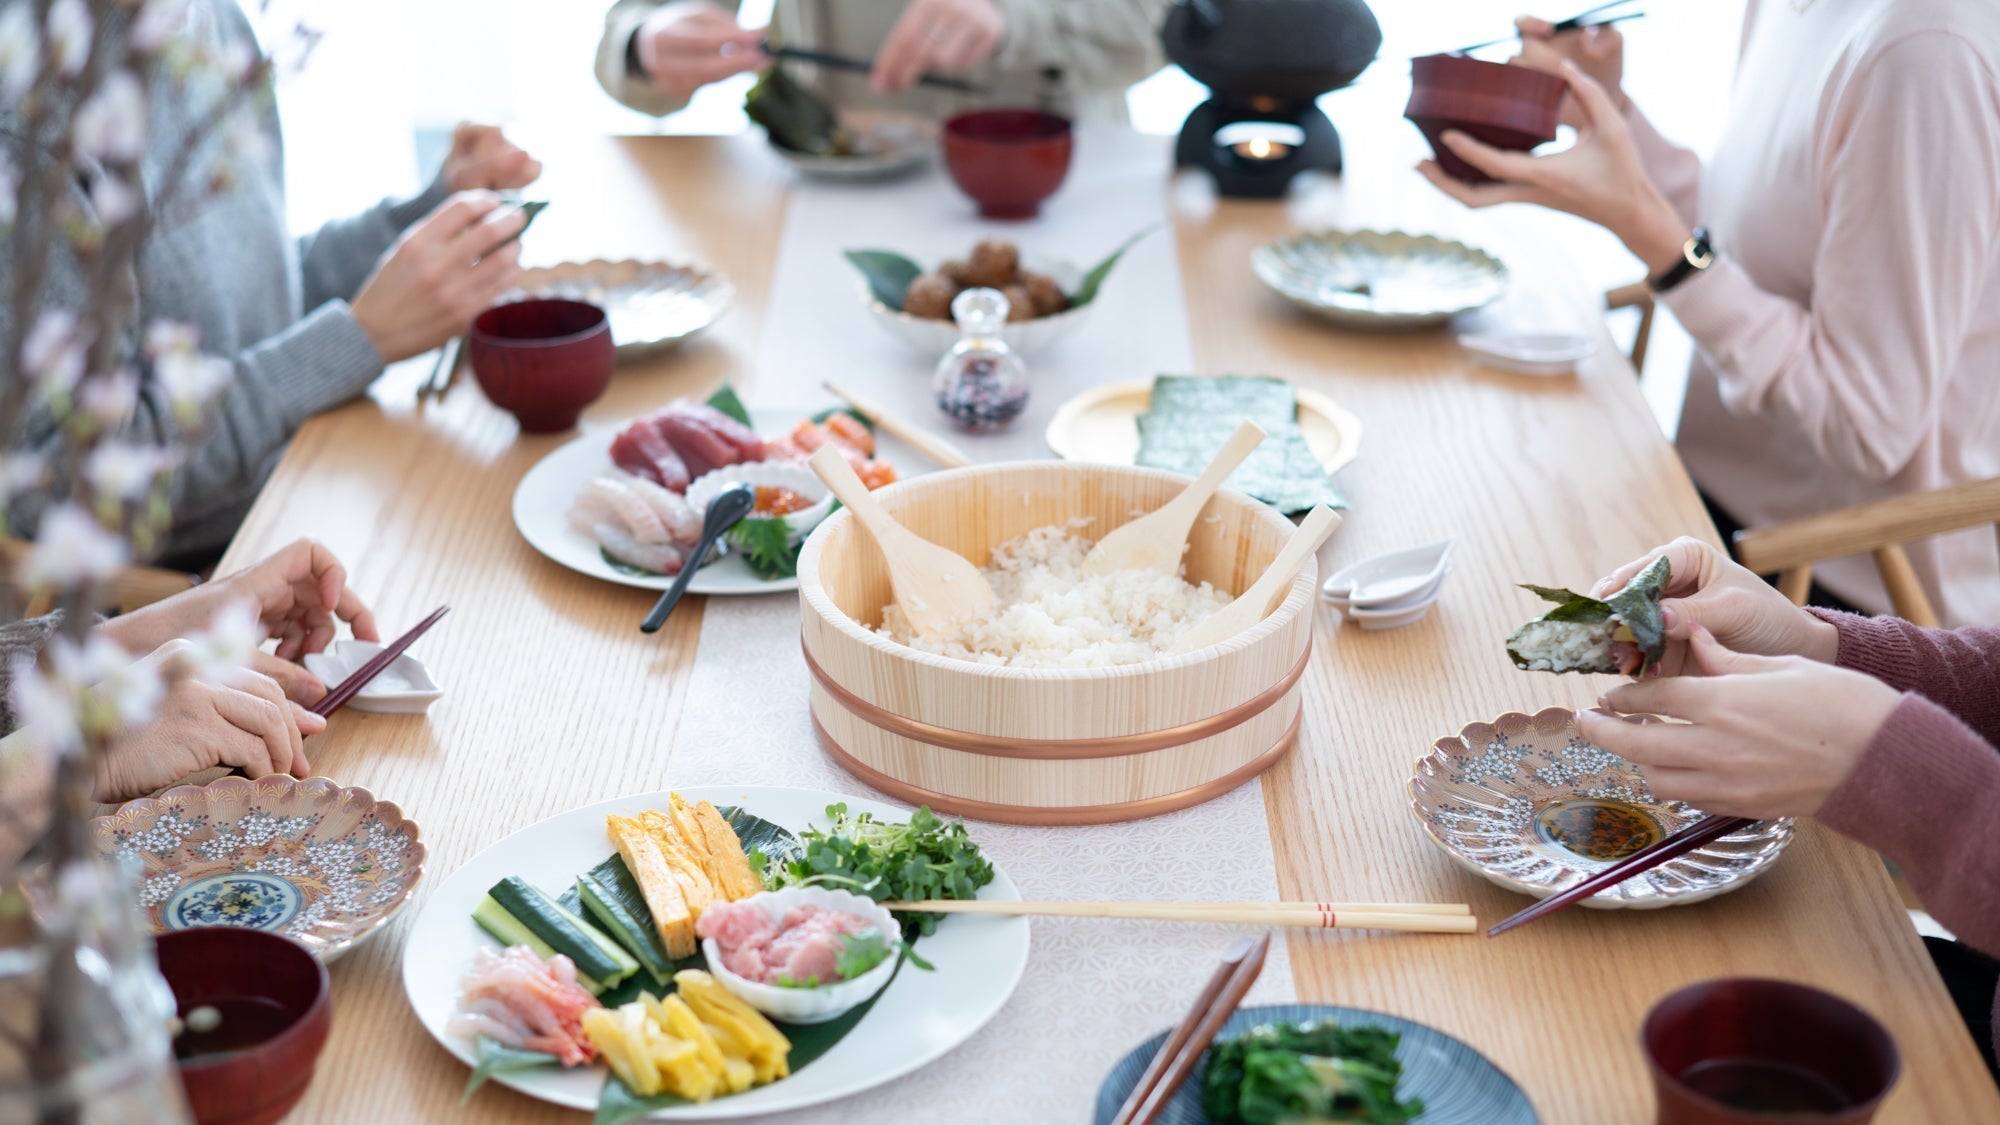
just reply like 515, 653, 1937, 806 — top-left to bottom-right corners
156, 929, 332, 1125
942, 109, 1074, 219
1405, 54, 1565, 183
1642, 978, 1900, 1125
470, 298, 615, 434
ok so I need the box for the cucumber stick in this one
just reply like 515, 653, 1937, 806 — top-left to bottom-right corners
471, 894, 606, 994
577, 874, 672, 985
486, 877, 638, 988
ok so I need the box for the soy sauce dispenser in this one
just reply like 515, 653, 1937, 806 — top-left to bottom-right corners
932, 287, 1028, 433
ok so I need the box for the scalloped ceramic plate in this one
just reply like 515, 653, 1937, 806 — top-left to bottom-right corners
507, 259, 732, 361
90, 775, 424, 960
1252, 229, 1508, 330
1408, 707, 1794, 909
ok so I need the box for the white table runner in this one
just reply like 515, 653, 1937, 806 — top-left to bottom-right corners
668, 127, 1297, 1123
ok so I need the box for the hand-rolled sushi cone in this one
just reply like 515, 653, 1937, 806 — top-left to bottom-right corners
797, 462, 1315, 825
1405, 54, 1566, 183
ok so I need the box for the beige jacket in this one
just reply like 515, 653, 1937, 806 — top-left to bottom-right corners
595, 0, 1168, 124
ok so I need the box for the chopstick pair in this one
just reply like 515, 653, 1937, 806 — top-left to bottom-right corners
821, 380, 971, 469
886, 899, 1477, 934
759, 39, 991, 95
1112, 934, 1271, 1125
1445, 2, 1645, 57
1486, 814, 1755, 937
310, 605, 450, 717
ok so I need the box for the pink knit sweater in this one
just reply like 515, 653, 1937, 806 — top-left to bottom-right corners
1811, 608, 2000, 1064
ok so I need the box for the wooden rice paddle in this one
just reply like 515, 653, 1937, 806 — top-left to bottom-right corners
822, 380, 971, 469
1113, 933, 1270, 1125
806, 445, 996, 638
1486, 814, 1756, 936
1083, 419, 1266, 577
886, 899, 1475, 933
1168, 505, 1342, 654
311, 605, 449, 716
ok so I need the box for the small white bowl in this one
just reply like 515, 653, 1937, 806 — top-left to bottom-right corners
685, 462, 835, 546
301, 639, 443, 714
701, 887, 901, 1025
1458, 331, 1596, 376
861, 256, 1093, 358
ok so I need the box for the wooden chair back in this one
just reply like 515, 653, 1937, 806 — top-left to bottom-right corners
1731, 477, 2000, 627
1605, 281, 1656, 372
0, 537, 197, 620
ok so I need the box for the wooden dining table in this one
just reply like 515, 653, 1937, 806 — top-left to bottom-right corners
213, 119, 2000, 1122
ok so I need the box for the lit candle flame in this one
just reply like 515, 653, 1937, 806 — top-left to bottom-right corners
1246, 137, 1275, 159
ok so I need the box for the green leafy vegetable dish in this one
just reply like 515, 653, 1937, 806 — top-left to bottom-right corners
1506, 555, 1670, 676
1202, 1020, 1424, 1125
763, 803, 996, 939
1135, 375, 1348, 514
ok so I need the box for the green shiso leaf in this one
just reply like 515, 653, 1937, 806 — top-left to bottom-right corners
463, 1035, 558, 1103
1505, 555, 1671, 675
743, 64, 842, 155
600, 548, 662, 579
705, 384, 754, 427
809, 405, 873, 432
726, 517, 799, 581
844, 249, 924, 311
1134, 375, 1347, 514
1071, 223, 1157, 307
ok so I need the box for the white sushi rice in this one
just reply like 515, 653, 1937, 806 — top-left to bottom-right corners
878, 521, 1232, 668
1508, 618, 1617, 672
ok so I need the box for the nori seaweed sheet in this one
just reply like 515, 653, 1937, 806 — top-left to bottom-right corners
1133, 375, 1347, 514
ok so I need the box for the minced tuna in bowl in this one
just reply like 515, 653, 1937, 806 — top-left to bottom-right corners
696, 887, 903, 1024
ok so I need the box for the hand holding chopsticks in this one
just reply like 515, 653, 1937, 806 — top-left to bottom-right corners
311, 606, 449, 717
1112, 934, 1269, 1125
885, 899, 1476, 934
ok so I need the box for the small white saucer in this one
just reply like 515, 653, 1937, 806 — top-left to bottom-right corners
1458, 331, 1595, 376
303, 639, 443, 715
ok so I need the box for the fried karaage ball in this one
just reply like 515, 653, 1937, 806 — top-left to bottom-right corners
902, 273, 960, 320
1019, 271, 1069, 317
961, 239, 1021, 289
938, 259, 972, 285
1001, 284, 1035, 322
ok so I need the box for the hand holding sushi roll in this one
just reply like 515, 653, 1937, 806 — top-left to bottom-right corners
1576, 624, 1899, 818
1588, 537, 1841, 678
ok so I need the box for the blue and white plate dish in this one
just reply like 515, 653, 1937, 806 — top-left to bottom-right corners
1094, 1003, 1536, 1124
90, 774, 425, 961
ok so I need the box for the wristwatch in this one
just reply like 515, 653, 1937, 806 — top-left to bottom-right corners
1648, 227, 1715, 295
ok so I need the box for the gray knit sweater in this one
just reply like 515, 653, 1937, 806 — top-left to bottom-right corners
1, 0, 448, 564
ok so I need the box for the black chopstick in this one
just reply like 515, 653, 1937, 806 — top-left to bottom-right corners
1115, 934, 1270, 1125
1486, 814, 1754, 937
419, 338, 462, 401
759, 39, 991, 95
311, 606, 449, 717
1443, 8, 1645, 57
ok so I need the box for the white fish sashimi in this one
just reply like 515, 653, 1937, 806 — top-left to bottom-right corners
614, 470, 703, 543
584, 477, 671, 544
595, 521, 685, 575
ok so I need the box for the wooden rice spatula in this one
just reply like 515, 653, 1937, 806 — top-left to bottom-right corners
1169, 505, 1342, 655
1082, 420, 1266, 577
807, 445, 996, 638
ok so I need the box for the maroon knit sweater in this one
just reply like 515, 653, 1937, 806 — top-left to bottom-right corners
1809, 609, 2000, 1066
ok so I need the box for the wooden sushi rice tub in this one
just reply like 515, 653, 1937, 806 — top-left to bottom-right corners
797, 462, 1314, 825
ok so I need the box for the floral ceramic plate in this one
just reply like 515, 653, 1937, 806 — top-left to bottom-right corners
506, 259, 732, 361
90, 775, 424, 960
1408, 708, 1794, 909
1252, 229, 1507, 330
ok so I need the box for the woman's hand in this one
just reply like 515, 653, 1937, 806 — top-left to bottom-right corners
1511, 15, 1627, 127
99, 539, 378, 692
440, 124, 541, 194
1576, 626, 1901, 818
93, 642, 326, 802
1417, 61, 1690, 276
350, 193, 527, 363
874, 0, 1004, 92
1590, 537, 1839, 677
634, 2, 767, 102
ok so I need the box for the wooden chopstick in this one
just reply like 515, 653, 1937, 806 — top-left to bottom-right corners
311, 605, 449, 717
1120, 934, 1270, 1125
760, 39, 991, 95
885, 899, 1477, 933
822, 380, 971, 469
1486, 814, 1754, 937
1110, 936, 1250, 1125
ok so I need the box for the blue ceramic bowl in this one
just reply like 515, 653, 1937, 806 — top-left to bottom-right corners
1094, 1002, 1537, 1124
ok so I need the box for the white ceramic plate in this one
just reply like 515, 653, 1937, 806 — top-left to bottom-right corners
1458, 331, 1596, 375
862, 257, 1092, 358
511, 408, 908, 596
302, 639, 443, 714
1252, 229, 1508, 330
401, 785, 1030, 1119
769, 109, 938, 181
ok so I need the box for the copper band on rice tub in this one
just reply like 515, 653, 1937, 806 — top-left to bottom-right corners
800, 641, 1312, 761
812, 707, 1301, 826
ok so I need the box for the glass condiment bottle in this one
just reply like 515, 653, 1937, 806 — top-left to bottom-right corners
932, 287, 1028, 433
